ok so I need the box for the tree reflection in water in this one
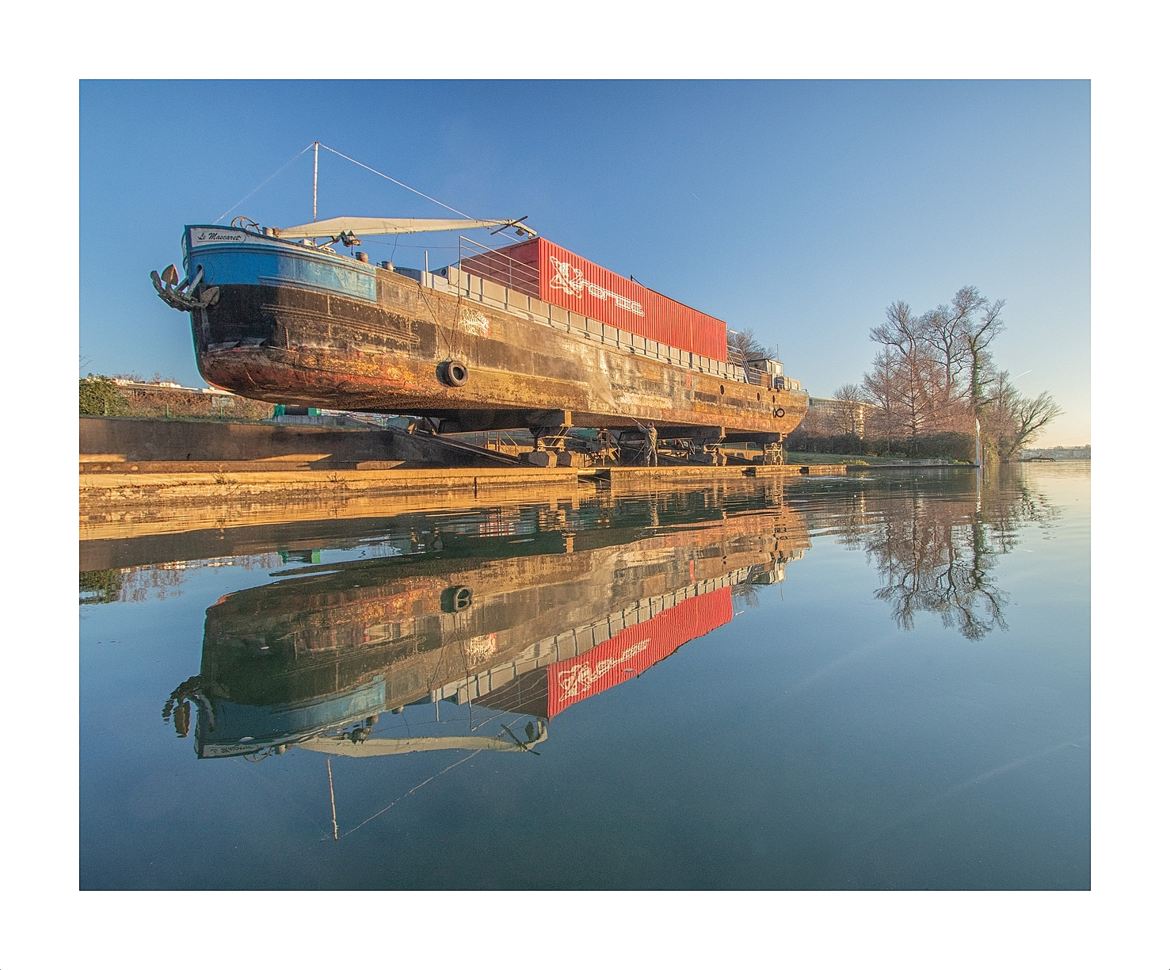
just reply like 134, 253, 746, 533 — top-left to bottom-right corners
810, 468, 1061, 640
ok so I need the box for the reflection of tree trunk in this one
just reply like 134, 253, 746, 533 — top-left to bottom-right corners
847, 471, 1053, 640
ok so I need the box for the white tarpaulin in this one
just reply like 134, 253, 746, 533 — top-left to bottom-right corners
272, 216, 533, 238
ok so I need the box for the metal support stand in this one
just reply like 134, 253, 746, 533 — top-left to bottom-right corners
700, 442, 727, 466
525, 425, 578, 467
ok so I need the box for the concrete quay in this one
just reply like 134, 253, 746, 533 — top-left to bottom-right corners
78, 417, 847, 539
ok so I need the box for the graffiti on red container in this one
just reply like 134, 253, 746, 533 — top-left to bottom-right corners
549, 256, 646, 317
555, 638, 652, 699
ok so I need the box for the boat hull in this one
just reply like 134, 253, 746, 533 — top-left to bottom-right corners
182, 228, 809, 439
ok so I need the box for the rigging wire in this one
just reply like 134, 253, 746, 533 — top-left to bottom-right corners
210, 140, 495, 360
215, 140, 495, 233
332, 713, 536, 841
213, 142, 315, 223
317, 142, 479, 220
335, 748, 480, 840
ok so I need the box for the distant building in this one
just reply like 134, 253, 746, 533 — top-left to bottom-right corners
1020, 444, 1091, 461
803, 396, 871, 438
95, 379, 272, 421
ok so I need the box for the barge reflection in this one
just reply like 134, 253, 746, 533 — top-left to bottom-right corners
163, 488, 810, 761
152, 467, 1063, 765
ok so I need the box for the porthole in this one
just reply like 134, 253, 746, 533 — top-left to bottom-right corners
720, 384, 725, 395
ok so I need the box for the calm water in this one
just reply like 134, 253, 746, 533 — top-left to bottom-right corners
79, 463, 1090, 889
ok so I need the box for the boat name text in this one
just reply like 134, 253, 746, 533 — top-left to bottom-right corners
191, 229, 248, 246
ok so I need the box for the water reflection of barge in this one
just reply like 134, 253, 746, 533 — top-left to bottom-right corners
166, 498, 810, 759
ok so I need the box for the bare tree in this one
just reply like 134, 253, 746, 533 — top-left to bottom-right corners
727, 328, 767, 363
963, 298, 1006, 415
868, 301, 943, 451
857, 286, 1059, 462
862, 348, 900, 452
891, 352, 946, 449
833, 383, 867, 437
922, 286, 986, 398
1003, 391, 1063, 458
869, 300, 924, 360
981, 370, 1063, 460
980, 369, 1018, 451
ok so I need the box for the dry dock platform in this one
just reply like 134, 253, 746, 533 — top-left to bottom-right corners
79, 417, 846, 540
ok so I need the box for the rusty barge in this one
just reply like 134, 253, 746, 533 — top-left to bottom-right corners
152, 213, 809, 464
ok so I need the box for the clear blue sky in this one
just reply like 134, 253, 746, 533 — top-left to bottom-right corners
80, 80, 1089, 445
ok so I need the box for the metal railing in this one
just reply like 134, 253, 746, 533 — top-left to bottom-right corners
456, 236, 540, 296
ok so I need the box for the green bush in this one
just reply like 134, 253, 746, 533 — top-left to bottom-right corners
79, 568, 123, 604
912, 432, 976, 462
787, 430, 975, 462
785, 431, 867, 455
79, 376, 129, 416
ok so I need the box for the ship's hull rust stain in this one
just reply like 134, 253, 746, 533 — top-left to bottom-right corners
193, 277, 809, 437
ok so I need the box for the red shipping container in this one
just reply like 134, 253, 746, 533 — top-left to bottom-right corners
544, 586, 734, 719
460, 238, 728, 362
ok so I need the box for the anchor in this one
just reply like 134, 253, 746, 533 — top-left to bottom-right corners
150, 262, 220, 311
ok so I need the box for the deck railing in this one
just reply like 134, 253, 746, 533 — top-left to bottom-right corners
456, 235, 540, 296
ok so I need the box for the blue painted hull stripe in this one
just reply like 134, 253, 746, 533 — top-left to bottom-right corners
184, 238, 379, 303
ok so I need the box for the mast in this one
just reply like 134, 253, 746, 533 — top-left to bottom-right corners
312, 140, 320, 221
326, 755, 338, 841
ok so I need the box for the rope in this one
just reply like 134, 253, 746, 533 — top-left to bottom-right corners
214, 141, 494, 228
332, 712, 536, 840
415, 278, 457, 357
318, 142, 479, 220
213, 142, 315, 223
336, 749, 482, 839
211, 139, 490, 361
